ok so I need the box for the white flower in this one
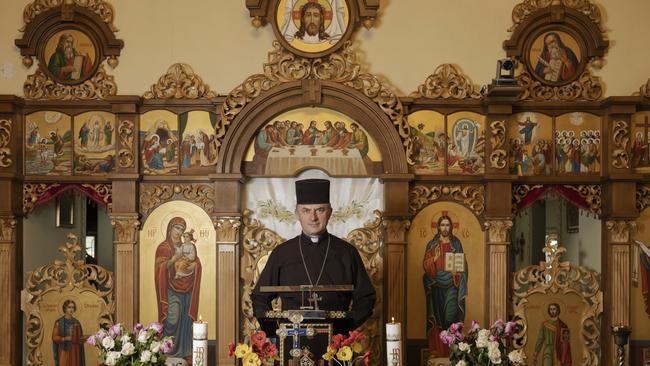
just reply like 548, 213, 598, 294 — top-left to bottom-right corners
150, 340, 161, 353
140, 350, 152, 363
120, 334, 130, 344
137, 330, 149, 343
476, 329, 490, 348
458, 342, 471, 353
487, 340, 500, 351
508, 349, 525, 364
105, 351, 121, 366
151, 355, 157, 363
121, 341, 135, 356
456, 361, 467, 366
101, 336, 115, 350
488, 347, 502, 364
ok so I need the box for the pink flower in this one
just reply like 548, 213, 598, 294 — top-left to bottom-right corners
133, 323, 144, 333
149, 322, 164, 335
505, 321, 518, 337
251, 330, 267, 348
491, 319, 505, 335
95, 330, 107, 340
227, 341, 236, 357
160, 339, 174, 354
468, 320, 480, 335
450, 322, 464, 340
439, 330, 455, 346
108, 324, 122, 338
86, 336, 96, 346
363, 351, 371, 366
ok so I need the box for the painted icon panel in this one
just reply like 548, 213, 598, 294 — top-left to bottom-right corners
407, 201, 485, 358
179, 111, 218, 174
554, 112, 601, 174
528, 31, 582, 85
276, 0, 350, 55
244, 107, 380, 176
42, 29, 98, 84
508, 112, 553, 176
447, 112, 485, 174
408, 110, 445, 175
25, 111, 73, 175
140, 110, 179, 175
139, 200, 216, 361
73, 111, 115, 175
631, 111, 650, 170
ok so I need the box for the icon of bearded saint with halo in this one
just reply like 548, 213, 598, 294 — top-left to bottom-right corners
279, 0, 347, 45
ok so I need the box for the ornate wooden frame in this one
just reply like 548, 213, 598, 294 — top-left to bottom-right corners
511, 234, 602, 365
23, 233, 115, 366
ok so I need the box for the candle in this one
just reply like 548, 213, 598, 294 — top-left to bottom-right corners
193, 316, 208, 366
386, 317, 402, 366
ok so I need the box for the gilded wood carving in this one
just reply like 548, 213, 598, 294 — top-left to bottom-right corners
24, 233, 114, 366
382, 218, 410, 243
23, 183, 60, 215
509, 0, 602, 32
23, 66, 117, 100
409, 64, 481, 100
111, 216, 140, 243
512, 234, 602, 365
605, 220, 636, 244
139, 184, 215, 218
21, 0, 118, 32
143, 63, 217, 99
484, 219, 513, 243
240, 209, 384, 365
489, 120, 507, 169
641, 78, 650, 99
117, 119, 135, 168
0, 119, 12, 168
213, 217, 242, 244
219, 42, 411, 163
409, 184, 485, 217
512, 184, 600, 215
0, 217, 17, 242
81, 183, 112, 209
636, 185, 650, 213
611, 120, 630, 169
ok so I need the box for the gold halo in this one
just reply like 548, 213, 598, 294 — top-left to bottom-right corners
430, 210, 461, 235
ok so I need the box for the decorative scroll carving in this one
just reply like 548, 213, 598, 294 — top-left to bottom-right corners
0, 119, 12, 168
81, 183, 111, 210
636, 185, 650, 212
24, 233, 114, 366
489, 120, 507, 169
21, 0, 118, 32
606, 220, 636, 244
510, 0, 602, 32
220, 42, 411, 161
518, 69, 602, 101
23, 66, 117, 100
410, 64, 481, 100
409, 185, 485, 217
214, 217, 242, 244
23, 183, 60, 215
240, 209, 384, 365
484, 220, 513, 243
0, 217, 17, 242
117, 119, 135, 168
111, 216, 140, 243
511, 184, 543, 213
511, 235, 602, 365
569, 184, 601, 215
641, 78, 650, 98
382, 219, 411, 243
139, 184, 214, 217
143, 63, 217, 99
611, 120, 630, 169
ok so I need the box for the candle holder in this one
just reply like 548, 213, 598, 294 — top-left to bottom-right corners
612, 325, 631, 366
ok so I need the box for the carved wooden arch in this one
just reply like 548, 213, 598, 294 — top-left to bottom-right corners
408, 184, 486, 224
15, 4, 124, 82
216, 80, 409, 175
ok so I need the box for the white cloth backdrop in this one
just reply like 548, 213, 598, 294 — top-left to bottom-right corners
243, 169, 384, 239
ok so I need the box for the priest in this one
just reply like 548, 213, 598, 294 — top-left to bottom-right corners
251, 178, 376, 334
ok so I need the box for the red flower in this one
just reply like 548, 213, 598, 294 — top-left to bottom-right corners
227, 341, 236, 357
347, 330, 365, 344
331, 334, 346, 350
261, 342, 277, 358
363, 351, 371, 366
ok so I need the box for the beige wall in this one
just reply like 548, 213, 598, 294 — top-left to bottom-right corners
1, 0, 650, 97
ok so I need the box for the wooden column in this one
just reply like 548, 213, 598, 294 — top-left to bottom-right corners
0, 96, 23, 366
484, 219, 513, 325
214, 216, 241, 366
382, 218, 410, 324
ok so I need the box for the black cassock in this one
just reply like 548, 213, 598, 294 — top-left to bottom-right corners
252, 232, 376, 334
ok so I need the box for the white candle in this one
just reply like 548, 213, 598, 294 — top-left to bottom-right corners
193, 316, 208, 366
386, 317, 402, 366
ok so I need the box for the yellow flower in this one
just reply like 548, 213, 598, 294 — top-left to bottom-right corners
352, 342, 363, 353
234, 344, 250, 358
323, 352, 333, 361
242, 352, 261, 366
337, 346, 353, 361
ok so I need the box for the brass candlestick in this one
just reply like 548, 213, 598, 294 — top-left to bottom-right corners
612, 325, 631, 366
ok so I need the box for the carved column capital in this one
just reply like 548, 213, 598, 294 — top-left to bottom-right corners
382, 218, 411, 243
213, 216, 241, 244
484, 219, 513, 244
0, 216, 17, 242
605, 220, 636, 244
111, 215, 140, 244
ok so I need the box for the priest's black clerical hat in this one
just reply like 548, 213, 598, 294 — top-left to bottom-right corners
295, 179, 330, 204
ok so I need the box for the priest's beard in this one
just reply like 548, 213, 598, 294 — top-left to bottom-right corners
64, 46, 74, 60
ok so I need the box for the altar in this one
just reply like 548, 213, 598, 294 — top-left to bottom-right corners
265, 145, 367, 175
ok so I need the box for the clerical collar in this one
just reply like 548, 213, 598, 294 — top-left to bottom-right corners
301, 231, 329, 244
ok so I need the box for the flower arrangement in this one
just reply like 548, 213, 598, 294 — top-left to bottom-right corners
322, 330, 371, 366
440, 320, 526, 366
228, 330, 278, 366
86, 322, 174, 366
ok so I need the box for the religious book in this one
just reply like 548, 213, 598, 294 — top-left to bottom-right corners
444, 252, 465, 272
72, 55, 84, 79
